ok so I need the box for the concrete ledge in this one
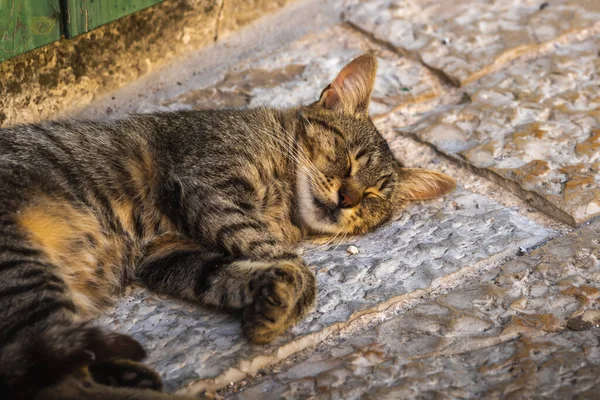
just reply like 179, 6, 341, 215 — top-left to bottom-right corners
0, 0, 292, 128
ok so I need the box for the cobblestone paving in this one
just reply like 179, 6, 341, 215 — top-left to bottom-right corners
76, 0, 600, 396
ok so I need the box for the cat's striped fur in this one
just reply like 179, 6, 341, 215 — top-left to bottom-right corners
0, 54, 455, 399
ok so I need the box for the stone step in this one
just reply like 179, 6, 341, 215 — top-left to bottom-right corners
345, 0, 600, 86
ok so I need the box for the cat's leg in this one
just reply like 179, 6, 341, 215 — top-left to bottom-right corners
239, 258, 317, 343
1, 323, 149, 398
35, 368, 194, 400
136, 234, 316, 343
154, 179, 318, 342
88, 359, 162, 391
191, 196, 318, 343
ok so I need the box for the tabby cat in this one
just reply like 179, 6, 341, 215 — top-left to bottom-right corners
0, 54, 455, 399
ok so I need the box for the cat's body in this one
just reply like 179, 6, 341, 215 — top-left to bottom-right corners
0, 54, 455, 399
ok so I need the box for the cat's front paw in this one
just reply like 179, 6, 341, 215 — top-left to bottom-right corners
243, 262, 315, 344
89, 359, 162, 391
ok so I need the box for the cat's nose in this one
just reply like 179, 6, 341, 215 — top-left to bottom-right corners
338, 181, 362, 208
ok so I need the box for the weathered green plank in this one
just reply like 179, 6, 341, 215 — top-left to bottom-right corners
0, 0, 62, 62
64, 0, 165, 38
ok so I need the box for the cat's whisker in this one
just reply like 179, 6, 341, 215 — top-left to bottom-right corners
283, 123, 322, 177
256, 125, 322, 182
254, 128, 304, 168
267, 126, 320, 176
260, 137, 321, 183
258, 117, 322, 177
298, 110, 316, 132
332, 231, 349, 252
306, 226, 344, 253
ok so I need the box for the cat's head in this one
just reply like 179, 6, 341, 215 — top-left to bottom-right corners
296, 53, 456, 235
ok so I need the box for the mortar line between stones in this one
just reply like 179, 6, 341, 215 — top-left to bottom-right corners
341, 20, 461, 89
394, 129, 578, 228
177, 236, 554, 396
367, 22, 600, 155
461, 21, 600, 86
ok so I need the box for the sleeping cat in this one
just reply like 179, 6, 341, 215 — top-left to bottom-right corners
0, 54, 455, 399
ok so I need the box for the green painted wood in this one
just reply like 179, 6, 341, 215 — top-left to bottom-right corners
0, 0, 62, 62
64, 0, 165, 38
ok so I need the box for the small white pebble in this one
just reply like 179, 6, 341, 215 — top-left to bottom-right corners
346, 245, 359, 255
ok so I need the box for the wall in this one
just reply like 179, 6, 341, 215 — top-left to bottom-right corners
0, 0, 291, 128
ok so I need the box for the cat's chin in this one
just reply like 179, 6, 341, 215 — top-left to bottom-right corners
298, 195, 341, 234
312, 197, 339, 222
296, 168, 342, 234
301, 211, 341, 235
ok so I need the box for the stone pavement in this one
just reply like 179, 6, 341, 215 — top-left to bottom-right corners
74, 0, 600, 397
234, 221, 600, 399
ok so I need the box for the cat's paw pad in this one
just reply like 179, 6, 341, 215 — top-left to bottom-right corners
243, 264, 301, 344
89, 359, 162, 391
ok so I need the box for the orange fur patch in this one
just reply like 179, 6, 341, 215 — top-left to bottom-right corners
17, 198, 128, 316
111, 200, 136, 234
144, 234, 198, 261
127, 146, 159, 199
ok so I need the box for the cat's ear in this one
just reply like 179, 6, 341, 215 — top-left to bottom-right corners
396, 168, 456, 201
317, 53, 378, 116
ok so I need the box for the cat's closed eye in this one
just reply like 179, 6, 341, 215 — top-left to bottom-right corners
344, 156, 352, 177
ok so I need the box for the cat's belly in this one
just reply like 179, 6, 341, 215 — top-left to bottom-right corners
16, 196, 141, 318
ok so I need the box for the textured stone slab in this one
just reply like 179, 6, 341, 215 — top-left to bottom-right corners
96, 189, 554, 393
403, 37, 600, 226
345, 0, 600, 85
234, 220, 600, 399
160, 25, 437, 116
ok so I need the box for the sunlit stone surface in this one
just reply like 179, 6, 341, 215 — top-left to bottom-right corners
403, 37, 600, 225
235, 221, 600, 399
345, 0, 600, 85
